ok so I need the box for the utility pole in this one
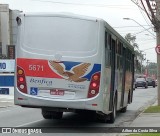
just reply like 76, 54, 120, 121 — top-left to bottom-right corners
155, 0, 160, 105
147, 59, 149, 77
156, 32, 160, 105
132, 0, 160, 105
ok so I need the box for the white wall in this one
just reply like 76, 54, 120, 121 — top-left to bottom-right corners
0, 4, 10, 56
10, 10, 20, 45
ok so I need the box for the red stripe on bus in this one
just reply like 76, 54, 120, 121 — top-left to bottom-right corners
17, 58, 62, 79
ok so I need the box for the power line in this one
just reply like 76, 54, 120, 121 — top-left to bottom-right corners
137, 39, 156, 43
134, 27, 153, 35
138, 1, 153, 29
123, 18, 156, 38
131, 0, 155, 33
142, 47, 155, 51
113, 25, 152, 28
131, 0, 146, 12
31, 0, 137, 8
119, 27, 153, 35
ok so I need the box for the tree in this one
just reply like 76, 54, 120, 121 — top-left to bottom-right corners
147, 62, 157, 78
125, 33, 139, 50
125, 33, 136, 43
124, 33, 144, 73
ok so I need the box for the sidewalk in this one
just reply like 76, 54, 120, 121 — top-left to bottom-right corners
0, 87, 14, 108
0, 95, 14, 108
118, 100, 160, 136
129, 100, 160, 127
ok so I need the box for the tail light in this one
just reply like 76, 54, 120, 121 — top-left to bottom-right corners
87, 72, 100, 98
17, 66, 27, 94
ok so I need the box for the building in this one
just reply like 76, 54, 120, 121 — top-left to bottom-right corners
0, 4, 20, 59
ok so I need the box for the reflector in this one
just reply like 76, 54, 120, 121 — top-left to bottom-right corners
17, 66, 27, 94
93, 75, 99, 80
20, 84, 25, 89
18, 69, 23, 75
91, 90, 96, 94
87, 72, 100, 98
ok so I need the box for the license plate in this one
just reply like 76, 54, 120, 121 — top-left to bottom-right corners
50, 89, 64, 96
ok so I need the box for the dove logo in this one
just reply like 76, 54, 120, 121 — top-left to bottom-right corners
48, 61, 93, 82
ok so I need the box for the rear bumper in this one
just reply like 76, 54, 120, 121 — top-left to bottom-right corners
14, 89, 103, 112
135, 82, 147, 87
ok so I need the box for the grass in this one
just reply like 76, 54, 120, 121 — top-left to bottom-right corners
144, 105, 160, 113
127, 134, 160, 136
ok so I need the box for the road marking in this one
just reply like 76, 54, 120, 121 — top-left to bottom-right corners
0, 106, 19, 113
16, 112, 67, 127
0, 109, 12, 113
0, 101, 13, 102
15, 119, 44, 127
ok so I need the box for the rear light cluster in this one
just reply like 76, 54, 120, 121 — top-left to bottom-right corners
17, 66, 27, 94
87, 72, 100, 98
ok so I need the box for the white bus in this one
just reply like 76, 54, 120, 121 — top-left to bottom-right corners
15, 13, 134, 123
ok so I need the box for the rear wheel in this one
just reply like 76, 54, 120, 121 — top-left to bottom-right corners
108, 96, 117, 123
42, 109, 63, 119
96, 95, 117, 123
120, 106, 127, 113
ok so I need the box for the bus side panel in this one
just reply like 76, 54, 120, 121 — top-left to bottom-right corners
102, 67, 111, 114
117, 69, 123, 110
123, 71, 132, 106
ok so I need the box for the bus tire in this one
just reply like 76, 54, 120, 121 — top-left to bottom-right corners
120, 106, 127, 113
52, 111, 63, 119
95, 113, 108, 123
42, 109, 52, 119
108, 96, 117, 123
42, 109, 63, 119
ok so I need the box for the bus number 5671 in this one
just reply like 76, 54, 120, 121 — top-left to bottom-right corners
29, 65, 44, 71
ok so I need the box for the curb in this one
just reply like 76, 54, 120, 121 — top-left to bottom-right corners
134, 96, 157, 118
117, 97, 158, 136
0, 102, 14, 108
116, 96, 157, 127
0, 97, 14, 108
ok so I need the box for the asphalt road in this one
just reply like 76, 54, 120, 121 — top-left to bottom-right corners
0, 86, 157, 135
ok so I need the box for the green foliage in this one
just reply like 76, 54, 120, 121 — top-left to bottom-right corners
124, 33, 145, 73
127, 134, 160, 136
147, 63, 157, 78
125, 33, 136, 44
144, 106, 160, 113
148, 63, 157, 69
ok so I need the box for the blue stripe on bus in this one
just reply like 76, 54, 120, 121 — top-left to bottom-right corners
62, 61, 81, 71
59, 61, 101, 81
83, 64, 101, 80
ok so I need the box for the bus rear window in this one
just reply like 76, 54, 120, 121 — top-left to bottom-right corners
23, 16, 98, 52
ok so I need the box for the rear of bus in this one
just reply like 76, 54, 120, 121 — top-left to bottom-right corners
15, 13, 104, 117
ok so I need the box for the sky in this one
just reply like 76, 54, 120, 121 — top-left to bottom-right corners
1, 0, 157, 63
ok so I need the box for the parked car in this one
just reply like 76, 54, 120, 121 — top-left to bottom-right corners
135, 77, 148, 89
146, 77, 156, 88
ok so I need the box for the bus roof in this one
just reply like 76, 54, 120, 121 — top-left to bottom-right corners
19, 12, 134, 53
20, 12, 101, 22
103, 21, 134, 52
